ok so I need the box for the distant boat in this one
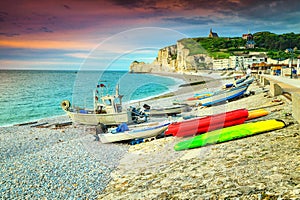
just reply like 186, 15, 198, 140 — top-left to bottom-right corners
235, 76, 254, 88
99, 122, 170, 143
191, 77, 254, 101
224, 76, 254, 89
180, 85, 249, 107
61, 84, 146, 126
144, 104, 191, 116
223, 76, 248, 88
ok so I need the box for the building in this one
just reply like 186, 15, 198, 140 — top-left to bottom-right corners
208, 28, 219, 38
244, 55, 266, 67
246, 40, 255, 49
213, 58, 230, 70
229, 54, 266, 70
229, 56, 245, 70
242, 33, 255, 49
242, 33, 253, 40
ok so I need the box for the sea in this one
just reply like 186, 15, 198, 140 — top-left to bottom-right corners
0, 70, 184, 127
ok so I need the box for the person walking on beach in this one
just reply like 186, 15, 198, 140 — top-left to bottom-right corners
246, 66, 252, 76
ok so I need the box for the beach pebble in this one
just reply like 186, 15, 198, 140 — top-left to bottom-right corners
0, 117, 129, 199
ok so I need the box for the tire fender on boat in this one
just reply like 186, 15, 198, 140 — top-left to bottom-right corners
61, 100, 70, 110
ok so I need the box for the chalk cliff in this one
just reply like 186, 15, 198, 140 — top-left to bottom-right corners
129, 38, 212, 73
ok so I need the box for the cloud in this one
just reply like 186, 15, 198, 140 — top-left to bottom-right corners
163, 16, 215, 25
65, 53, 90, 59
0, 59, 80, 70
0, 0, 300, 70
40, 27, 53, 33
0, 33, 20, 37
0, 39, 93, 50
63, 4, 71, 10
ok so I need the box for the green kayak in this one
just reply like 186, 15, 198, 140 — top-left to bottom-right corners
174, 119, 286, 151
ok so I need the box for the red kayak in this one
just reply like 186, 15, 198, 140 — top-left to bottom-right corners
165, 109, 249, 137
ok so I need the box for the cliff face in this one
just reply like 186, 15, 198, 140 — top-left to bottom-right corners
129, 39, 212, 73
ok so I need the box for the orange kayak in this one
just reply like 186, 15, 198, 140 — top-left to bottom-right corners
247, 109, 269, 120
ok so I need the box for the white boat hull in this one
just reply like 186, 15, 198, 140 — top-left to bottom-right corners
146, 105, 191, 116
99, 123, 169, 143
64, 110, 133, 126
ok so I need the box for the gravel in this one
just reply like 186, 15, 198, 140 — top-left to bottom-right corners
0, 116, 129, 199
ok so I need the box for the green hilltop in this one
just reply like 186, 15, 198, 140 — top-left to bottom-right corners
182, 31, 300, 60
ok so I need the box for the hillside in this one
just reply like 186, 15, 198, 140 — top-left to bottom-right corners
193, 32, 300, 60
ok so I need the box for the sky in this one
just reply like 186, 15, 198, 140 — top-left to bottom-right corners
0, 0, 300, 70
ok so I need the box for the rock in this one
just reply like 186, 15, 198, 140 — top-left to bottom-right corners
129, 39, 212, 73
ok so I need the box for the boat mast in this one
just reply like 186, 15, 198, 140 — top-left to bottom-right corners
116, 83, 119, 96
93, 90, 97, 111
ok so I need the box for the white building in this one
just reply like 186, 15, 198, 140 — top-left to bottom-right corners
213, 58, 230, 70
229, 56, 245, 70
229, 55, 267, 70
244, 56, 266, 68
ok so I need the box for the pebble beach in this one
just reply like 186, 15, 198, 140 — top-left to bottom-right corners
0, 116, 129, 199
1, 72, 299, 199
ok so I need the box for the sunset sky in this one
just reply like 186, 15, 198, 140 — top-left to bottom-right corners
1, 0, 300, 70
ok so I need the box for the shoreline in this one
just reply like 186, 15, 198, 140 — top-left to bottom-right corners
2, 71, 232, 128
2, 71, 213, 128
129, 71, 234, 108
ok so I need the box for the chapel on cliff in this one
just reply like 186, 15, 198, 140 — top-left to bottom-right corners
208, 28, 219, 38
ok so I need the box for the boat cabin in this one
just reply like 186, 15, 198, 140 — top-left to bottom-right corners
94, 84, 124, 114
100, 95, 123, 114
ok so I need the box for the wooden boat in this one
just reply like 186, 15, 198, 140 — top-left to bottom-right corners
165, 109, 249, 137
223, 76, 247, 88
182, 85, 249, 107
144, 105, 191, 116
224, 75, 254, 88
235, 77, 254, 88
99, 122, 170, 143
174, 119, 286, 151
61, 84, 145, 126
191, 77, 253, 101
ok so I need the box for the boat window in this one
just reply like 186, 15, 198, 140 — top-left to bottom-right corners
114, 98, 121, 104
104, 99, 112, 105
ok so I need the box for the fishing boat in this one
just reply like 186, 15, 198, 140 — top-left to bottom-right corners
191, 77, 254, 101
165, 109, 249, 137
235, 76, 254, 88
61, 84, 146, 126
223, 76, 247, 88
181, 85, 249, 107
174, 119, 286, 151
99, 122, 170, 143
